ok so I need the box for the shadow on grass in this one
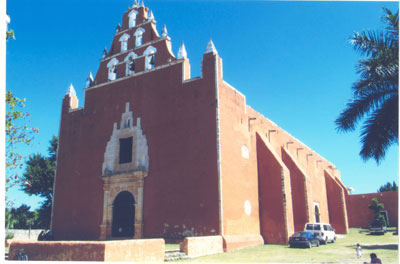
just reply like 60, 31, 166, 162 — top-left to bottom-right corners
346, 244, 398, 250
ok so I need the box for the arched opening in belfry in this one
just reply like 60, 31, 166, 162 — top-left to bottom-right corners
315, 205, 320, 223
112, 191, 135, 238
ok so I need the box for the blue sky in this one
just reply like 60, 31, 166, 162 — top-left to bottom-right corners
6, 0, 399, 210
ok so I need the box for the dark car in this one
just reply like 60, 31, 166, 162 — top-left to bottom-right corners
289, 232, 320, 248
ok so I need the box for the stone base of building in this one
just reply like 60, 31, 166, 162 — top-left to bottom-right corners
222, 234, 264, 252
180, 235, 223, 258
8, 239, 165, 262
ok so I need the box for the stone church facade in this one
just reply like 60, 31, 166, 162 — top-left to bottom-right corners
52, 1, 361, 249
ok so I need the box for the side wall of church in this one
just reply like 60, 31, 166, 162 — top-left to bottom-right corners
217, 66, 263, 238
215, 77, 349, 243
281, 149, 309, 233
324, 172, 349, 234
245, 106, 347, 232
256, 134, 294, 244
52, 60, 221, 240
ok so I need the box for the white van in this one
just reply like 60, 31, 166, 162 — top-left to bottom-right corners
304, 223, 336, 244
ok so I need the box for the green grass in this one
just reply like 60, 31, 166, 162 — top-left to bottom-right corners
175, 229, 398, 263
165, 243, 180, 250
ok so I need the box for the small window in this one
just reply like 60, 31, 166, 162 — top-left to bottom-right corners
128, 10, 138, 28
305, 224, 313, 230
126, 57, 135, 76
136, 35, 142, 47
124, 52, 137, 76
315, 225, 321, 230
134, 28, 145, 47
323, 225, 328, 231
107, 58, 119, 81
121, 40, 128, 52
108, 64, 117, 81
149, 54, 155, 69
119, 33, 130, 53
119, 137, 133, 164
143, 46, 157, 71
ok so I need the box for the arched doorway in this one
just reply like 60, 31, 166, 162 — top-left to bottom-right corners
112, 191, 135, 238
315, 204, 320, 223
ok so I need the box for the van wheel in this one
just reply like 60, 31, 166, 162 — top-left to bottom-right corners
332, 237, 336, 243
316, 241, 320, 247
308, 242, 312, 248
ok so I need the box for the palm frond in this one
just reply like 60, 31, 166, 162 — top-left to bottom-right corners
359, 95, 398, 163
381, 7, 399, 39
335, 89, 394, 132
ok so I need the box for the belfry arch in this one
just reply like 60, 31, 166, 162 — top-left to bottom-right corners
99, 102, 148, 240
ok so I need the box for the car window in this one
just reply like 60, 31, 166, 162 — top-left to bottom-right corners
305, 224, 313, 230
323, 225, 328, 231
314, 225, 321, 230
299, 232, 309, 237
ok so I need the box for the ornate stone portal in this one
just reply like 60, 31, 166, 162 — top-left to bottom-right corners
99, 102, 149, 240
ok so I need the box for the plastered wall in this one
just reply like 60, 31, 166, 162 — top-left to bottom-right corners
346, 191, 398, 228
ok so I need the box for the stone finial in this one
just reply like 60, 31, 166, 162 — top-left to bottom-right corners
66, 84, 76, 96
161, 24, 168, 37
148, 10, 154, 21
140, 0, 145, 8
205, 39, 217, 54
85, 72, 94, 88
116, 23, 121, 33
132, 0, 138, 8
102, 47, 108, 58
177, 42, 187, 59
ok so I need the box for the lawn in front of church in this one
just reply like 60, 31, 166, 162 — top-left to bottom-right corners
173, 228, 398, 263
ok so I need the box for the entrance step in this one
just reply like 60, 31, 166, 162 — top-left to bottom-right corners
5, 253, 8, 260
164, 249, 190, 262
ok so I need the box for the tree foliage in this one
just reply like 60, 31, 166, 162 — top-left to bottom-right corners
6, 14, 15, 40
6, 91, 38, 191
5, 204, 37, 229
335, 8, 398, 164
20, 136, 58, 229
368, 198, 386, 225
377, 181, 398, 192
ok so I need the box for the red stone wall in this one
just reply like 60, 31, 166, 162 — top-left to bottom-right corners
8, 239, 164, 261
180, 235, 223, 257
222, 234, 264, 252
282, 149, 309, 232
324, 172, 349, 234
217, 67, 262, 237
52, 56, 220, 240
346, 191, 398, 228
256, 134, 293, 244
245, 107, 338, 227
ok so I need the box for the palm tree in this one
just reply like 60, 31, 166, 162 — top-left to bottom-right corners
335, 7, 398, 164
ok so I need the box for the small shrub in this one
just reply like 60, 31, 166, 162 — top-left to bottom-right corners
6, 231, 14, 240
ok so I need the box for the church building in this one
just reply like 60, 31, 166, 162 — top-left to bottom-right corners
51, 1, 351, 250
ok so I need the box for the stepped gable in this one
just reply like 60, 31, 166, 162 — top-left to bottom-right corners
92, 2, 176, 86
